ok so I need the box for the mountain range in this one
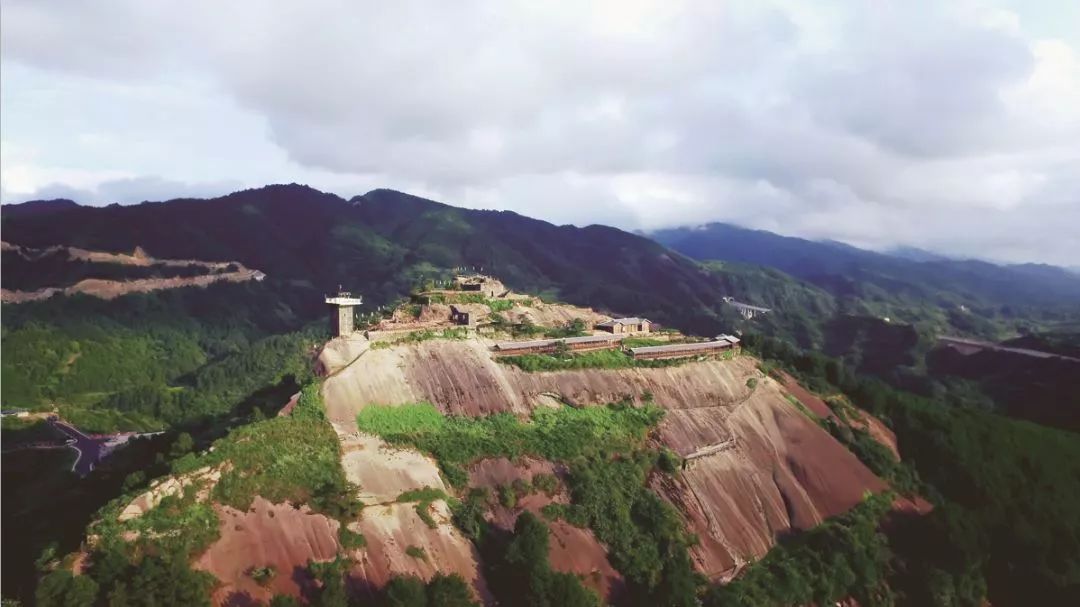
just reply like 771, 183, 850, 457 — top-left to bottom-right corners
6, 185, 1078, 327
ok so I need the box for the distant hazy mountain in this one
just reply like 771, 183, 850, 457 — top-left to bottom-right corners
0, 198, 80, 219
650, 223, 1080, 309
885, 245, 952, 263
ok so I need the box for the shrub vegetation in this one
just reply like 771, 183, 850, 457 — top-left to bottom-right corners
356, 401, 663, 486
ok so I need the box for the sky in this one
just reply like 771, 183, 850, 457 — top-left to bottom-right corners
1, 1, 1078, 265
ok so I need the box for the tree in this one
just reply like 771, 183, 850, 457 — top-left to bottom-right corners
124, 555, 213, 607
541, 572, 599, 607
425, 574, 478, 607
107, 582, 130, 607
35, 570, 99, 607
384, 575, 427, 607
169, 432, 194, 458
500, 513, 599, 607
552, 340, 571, 359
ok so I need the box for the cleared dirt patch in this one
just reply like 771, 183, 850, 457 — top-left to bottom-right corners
466, 457, 560, 489
335, 425, 447, 505
194, 497, 341, 606
502, 301, 610, 328
349, 501, 489, 602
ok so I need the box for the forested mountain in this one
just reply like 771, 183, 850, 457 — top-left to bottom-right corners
3, 185, 732, 335
652, 222, 1080, 431
651, 222, 1080, 313
6, 186, 1078, 430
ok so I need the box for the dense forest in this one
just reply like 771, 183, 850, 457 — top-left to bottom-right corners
741, 333, 1080, 605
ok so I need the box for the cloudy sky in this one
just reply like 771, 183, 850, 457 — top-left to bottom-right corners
2, 1, 1078, 265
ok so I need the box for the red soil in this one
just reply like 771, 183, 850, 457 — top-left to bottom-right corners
194, 497, 341, 606
319, 341, 908, 583
777, 371, 902, 460
655, 390, 889, 580
466, 457, 560, 488
469, 457, 623, 602
777, 372, 833, 418
349, 502, 489, 602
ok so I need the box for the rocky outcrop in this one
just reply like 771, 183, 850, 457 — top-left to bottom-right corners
118, 465, 223, 522
194, 497, 342, 605
350, 501, 489, 602
319, 338, 893, 583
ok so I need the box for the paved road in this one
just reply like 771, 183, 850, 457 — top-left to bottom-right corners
49, 420, 107, 477
939, 336, 1080, 363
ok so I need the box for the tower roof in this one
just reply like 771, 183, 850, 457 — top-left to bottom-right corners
326, 295, 363, 306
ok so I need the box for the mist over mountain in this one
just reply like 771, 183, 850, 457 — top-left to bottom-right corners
649, 222, 1080, 309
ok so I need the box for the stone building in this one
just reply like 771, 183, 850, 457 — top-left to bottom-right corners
596, 317, 652, 334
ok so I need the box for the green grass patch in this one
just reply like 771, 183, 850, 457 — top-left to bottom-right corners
338, 526, 366, 550
405, 545, 427, 560
486, 299, 517, 313
499, 348, 692, 372
397, 486, 453, 529
357, 401, 663, 487
171, 383, 361, 518
370, 328, 468, 349
621, 337, 668, 348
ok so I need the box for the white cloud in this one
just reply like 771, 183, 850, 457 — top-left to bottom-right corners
1, 0, 1078, 265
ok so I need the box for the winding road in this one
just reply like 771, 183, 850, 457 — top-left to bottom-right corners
48, 420, 108, 476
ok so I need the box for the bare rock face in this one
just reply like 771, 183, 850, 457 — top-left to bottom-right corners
118, 466, 223, 522
335, 426, 447, 505
194, 497, 342, 606
320, 338, 893, 583
654, 389, 888, 580
350, 501, 489, 603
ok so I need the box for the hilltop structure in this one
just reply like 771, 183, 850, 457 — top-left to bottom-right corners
455, 273, 505, 297
629, 334, 740, 360
325, 290, 363, 337
449, 303, 490, 327
596, 317, 652, 334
